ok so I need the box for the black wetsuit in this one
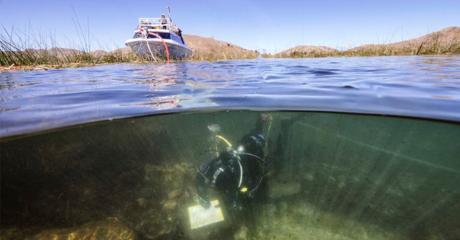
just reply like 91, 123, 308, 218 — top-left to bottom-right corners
178, 29, 185, 44
196, 133, 265, 211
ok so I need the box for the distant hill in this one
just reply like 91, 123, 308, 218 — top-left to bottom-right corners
0, 34, 258, 69
274, 26, 460, 58
274, 45, 339, 58
3, 27, 460, 70
109, 35, 259, 61
183, 34, 258, 60
346, 26, 460, 56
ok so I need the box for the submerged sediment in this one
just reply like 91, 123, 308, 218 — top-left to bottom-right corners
1, 111, 459, 239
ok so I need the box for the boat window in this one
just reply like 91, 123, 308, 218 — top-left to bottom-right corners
133, 32, 143, 38
148, 32, 171, 39
171, 34, 184, 44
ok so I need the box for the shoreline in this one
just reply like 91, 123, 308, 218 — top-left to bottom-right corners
2, 53, 460, 73
1, 27, 459, 72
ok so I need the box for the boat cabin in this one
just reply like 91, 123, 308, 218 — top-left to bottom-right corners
133, 17, 186, 44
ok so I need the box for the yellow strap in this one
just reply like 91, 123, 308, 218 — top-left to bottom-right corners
216, 135, 232, 148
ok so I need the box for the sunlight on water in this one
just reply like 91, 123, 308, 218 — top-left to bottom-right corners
1, 56, 460, 137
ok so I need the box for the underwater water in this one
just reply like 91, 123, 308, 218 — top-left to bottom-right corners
1, 56, 460, 239
1, 111, 459, 240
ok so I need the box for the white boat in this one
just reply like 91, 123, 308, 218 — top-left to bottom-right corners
125, 16, 192, 60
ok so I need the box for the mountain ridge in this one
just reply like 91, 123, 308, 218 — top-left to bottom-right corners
2, 26, 459, 71
273, 26, 460, 57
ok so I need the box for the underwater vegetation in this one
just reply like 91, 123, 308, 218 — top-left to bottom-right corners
1, 111, 459, 239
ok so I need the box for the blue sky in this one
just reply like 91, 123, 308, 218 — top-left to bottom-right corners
1, 0, 459, 53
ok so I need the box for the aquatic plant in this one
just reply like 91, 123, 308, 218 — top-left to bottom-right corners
0, 26, 140, 68
0, 30, 259, 68
1, 26, 459, 69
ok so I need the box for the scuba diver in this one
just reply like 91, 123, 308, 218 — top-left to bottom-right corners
195, 114, 271, 217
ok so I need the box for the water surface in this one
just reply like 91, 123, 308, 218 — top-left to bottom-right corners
1, 56, 460, 239
1, 56, 460, 137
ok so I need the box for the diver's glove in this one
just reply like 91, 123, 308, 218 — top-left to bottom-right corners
198, 195, 211, 209
196, 162, 212, 208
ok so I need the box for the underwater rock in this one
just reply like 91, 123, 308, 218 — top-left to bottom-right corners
124, 162, 195, 239
163, 199, 178, 210
233, 225, 249, 240
29, 218, 135, 240
167, 189, 182, 199
207, 124, 221, 133
303, 172, 315, 181
268, 180, 301, 199
136, 198, 147, 208
264, 203, 278, 219
0, 228, 31, 240
255, 199, 405, 240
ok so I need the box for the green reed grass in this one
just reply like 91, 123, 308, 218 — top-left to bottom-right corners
0, 23, 140, 68
2, 23, 459, 68
187, 49, 259, 62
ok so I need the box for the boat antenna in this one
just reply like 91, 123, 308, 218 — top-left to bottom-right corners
167, 6, 174, 24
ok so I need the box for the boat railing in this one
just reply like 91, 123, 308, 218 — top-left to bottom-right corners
138, 17, 177, 31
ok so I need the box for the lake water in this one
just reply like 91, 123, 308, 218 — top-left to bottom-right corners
1, 56, 460, 240
1, 56, 460, 137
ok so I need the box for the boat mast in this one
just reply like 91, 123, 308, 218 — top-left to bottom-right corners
167, 6, 172, 23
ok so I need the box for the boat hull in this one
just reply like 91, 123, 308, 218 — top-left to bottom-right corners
125, 39, 192, 60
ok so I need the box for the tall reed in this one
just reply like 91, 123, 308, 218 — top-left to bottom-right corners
0, 23, 139, 68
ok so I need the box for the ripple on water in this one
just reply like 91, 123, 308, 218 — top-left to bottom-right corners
1, 56, 460, 137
